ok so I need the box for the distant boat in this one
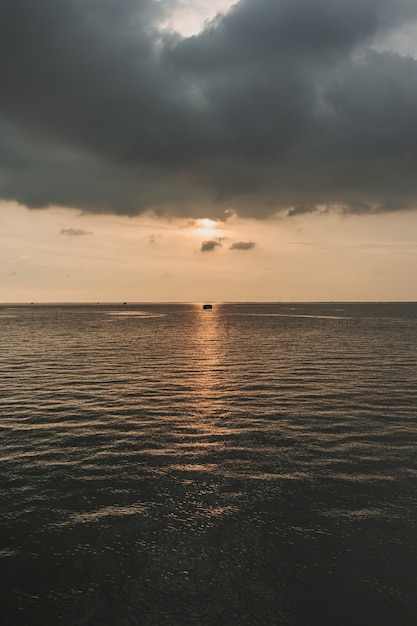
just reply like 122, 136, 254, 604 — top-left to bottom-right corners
203, 304, 213, 310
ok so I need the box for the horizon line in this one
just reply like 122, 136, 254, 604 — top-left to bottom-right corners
1, 300, 416, 306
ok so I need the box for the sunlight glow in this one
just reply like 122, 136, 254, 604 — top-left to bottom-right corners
194, 218, 219, 236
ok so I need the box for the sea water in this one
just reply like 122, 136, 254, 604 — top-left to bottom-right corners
1, 302, 416, 625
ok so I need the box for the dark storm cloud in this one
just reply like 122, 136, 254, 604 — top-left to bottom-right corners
1, 0, 417, 218
229, 241, 256, 250
201, 240, 221, 252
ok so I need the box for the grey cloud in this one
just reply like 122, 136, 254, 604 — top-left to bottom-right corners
201, 240, 221, 252
287, 198, 408, 218
229, 241, 256, 250
287, 205, 320, 218
1, 0, 417, 218
60, 228, 92, 237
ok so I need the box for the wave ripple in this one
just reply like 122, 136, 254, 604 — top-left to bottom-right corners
1, 303, 416, 625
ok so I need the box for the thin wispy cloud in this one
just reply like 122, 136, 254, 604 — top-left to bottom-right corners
229, 241, 256, 250
60, 228, 92, 237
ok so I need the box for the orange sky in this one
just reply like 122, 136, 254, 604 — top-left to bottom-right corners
1, 201, 416, 302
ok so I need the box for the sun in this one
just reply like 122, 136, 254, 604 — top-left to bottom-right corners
194, 218, 219, 236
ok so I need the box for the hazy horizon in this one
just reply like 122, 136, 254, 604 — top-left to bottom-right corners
2, 299, 416, 305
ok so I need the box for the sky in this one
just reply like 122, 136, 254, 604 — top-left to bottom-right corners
1, 0, 416, 302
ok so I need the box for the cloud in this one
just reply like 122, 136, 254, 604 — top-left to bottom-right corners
229, 241, 256, 250
60, 228, 92, 237
1, 0, 417, 218
201, 240, 222, 252
287, 205, 320, 218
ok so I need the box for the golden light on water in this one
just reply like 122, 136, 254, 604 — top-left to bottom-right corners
192, 304, 222, 410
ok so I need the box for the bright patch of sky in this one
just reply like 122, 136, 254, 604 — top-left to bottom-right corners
373, 20, 417, 58
161, 0, 236, 36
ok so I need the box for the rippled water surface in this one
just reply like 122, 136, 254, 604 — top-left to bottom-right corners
1, 302, 417, 625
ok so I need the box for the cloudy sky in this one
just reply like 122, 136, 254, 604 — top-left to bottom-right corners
1, 0, 416, 302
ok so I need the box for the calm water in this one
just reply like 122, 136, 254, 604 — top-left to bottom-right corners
1, 302, 416, 625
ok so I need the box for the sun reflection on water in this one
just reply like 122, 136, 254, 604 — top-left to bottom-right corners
192, 304, 224, 408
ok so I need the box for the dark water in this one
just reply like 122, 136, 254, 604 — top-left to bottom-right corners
1, 302, 416, 625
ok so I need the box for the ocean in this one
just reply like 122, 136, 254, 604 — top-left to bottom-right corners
1, 302, 416, 625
